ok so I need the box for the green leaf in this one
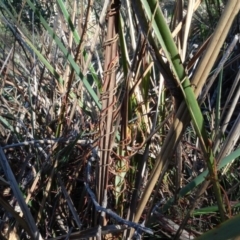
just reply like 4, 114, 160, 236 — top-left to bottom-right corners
196, 213, 240, 240
26, 0, 101, 109
163, 147, 240, 212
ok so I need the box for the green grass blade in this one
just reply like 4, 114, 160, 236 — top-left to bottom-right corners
162, 147, 240, 212
144, 0, 226, 219
56, 0, 102, 93
195, 213, 240, 240
0, 116, 14, 132
26, 0, 101, 109
56, 0, 80, 44
193, 201, 240, 216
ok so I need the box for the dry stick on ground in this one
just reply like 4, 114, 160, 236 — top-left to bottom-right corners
84, 183, 153, 235
0, 196, 32, 238
1, 138, 92, 149
0, 148, 43, 240
46, 225, 129, 240
36, 158, 58, 225
57, 173, 82, 229
85, 157, 153, 236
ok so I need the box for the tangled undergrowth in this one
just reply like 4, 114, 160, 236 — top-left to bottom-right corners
0, 0, 240, 239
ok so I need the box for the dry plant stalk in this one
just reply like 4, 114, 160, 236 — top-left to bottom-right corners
97, 0, 120, 224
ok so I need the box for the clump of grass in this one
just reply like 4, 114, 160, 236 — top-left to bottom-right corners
0, 0, 240, 239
